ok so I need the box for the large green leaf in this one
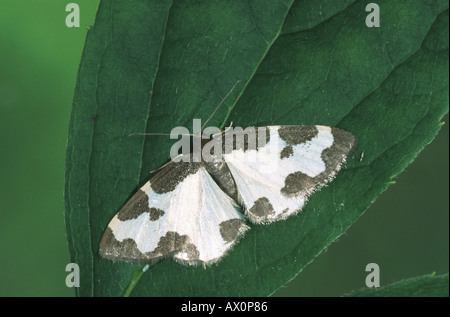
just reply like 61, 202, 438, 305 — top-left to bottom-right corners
345, 273, 449, 297
65, 0, 449, 296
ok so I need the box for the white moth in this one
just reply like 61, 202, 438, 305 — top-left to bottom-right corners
99, 125, 356, 266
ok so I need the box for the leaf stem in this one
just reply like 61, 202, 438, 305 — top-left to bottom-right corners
122, 265, 149, 297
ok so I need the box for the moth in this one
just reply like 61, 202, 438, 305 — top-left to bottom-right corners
99, 125, 356, 266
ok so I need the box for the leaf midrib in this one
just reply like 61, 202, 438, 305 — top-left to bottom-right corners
218, 2, 295, 130
137, 0, 174, 185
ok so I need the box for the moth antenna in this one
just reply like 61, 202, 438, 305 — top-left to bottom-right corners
148, 163, 169, 175
131, 81, 241, 137
129, 132, 172, 137
202, 80, 242, 130
226, 121, 234, 130
149, 154, 183, 174
220, 121, 234, 135
128, 132, 196, 137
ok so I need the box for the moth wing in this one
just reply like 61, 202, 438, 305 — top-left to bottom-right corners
224, 125, 356, 223
99, 158, 248, 265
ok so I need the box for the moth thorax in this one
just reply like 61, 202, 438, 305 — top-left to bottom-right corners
204, 159, 238, 203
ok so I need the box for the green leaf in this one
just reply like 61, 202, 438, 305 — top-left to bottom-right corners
345, 273, 449, 297
65, 0, 449, 297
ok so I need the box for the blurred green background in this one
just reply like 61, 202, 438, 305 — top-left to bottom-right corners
0, 1, 447, 297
